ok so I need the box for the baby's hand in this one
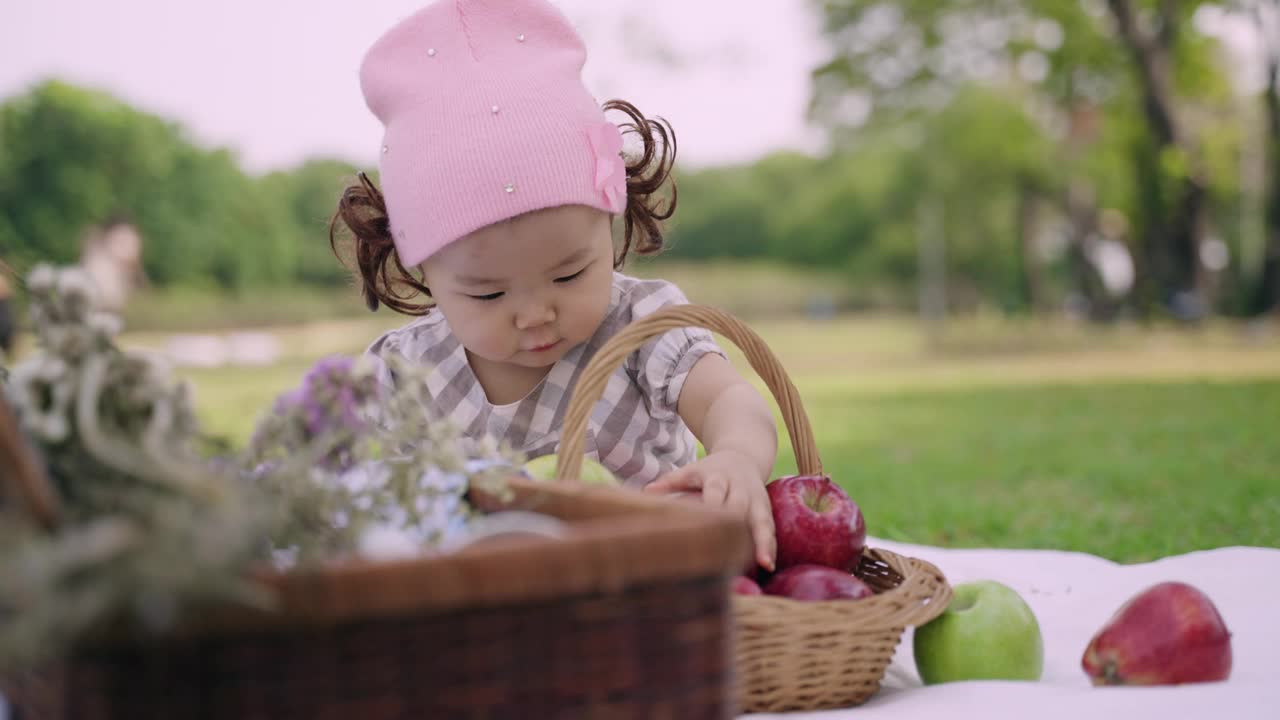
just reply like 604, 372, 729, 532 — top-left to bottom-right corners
645, 451, 776, 572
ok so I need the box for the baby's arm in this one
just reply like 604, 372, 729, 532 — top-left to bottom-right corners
675, 354, 777, 481
645, 353, 779, 570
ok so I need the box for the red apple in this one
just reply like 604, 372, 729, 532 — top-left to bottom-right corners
763, 564, 874, 602
767, 475, 866, 572
731, 576, 764, 596
1082, 581, 1232, 686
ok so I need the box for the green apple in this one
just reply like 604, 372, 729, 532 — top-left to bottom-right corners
913, 580, 1044, 684
523, 453, 619, 485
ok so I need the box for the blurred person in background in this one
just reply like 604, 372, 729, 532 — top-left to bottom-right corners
79, 213, 146, 315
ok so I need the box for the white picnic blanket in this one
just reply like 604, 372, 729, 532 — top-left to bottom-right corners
745, 539, 1280, 720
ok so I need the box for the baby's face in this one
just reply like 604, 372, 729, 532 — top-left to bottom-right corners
421, 205, 614, 369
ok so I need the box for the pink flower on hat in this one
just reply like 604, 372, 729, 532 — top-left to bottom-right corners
589, 122, 627, 214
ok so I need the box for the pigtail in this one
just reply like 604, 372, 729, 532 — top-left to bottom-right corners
603, 99, 678, 267
329, 172, 433, 315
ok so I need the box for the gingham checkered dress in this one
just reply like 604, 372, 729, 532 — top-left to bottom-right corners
366, 273, 724, 487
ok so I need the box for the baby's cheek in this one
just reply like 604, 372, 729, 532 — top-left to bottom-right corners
577, 311, 606, 344
494, 320, 521, 356
466, 317, 511, 359
582, 281, 613, 333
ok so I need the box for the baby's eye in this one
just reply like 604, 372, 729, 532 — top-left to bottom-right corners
468, 291, 505, 301
555, 268, 586, 284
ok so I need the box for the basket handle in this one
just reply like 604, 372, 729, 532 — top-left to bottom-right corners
0, 393, 61, 530
557, 304, 822, 482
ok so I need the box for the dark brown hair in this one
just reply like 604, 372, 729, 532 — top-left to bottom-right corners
329, 99, 678, 315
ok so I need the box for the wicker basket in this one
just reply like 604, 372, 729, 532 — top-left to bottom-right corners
0, 391, 749, 718
556, 304, 954, 713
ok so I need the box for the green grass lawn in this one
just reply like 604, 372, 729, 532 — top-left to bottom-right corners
802, 379, 1279, 563
154, 313, 1280, 565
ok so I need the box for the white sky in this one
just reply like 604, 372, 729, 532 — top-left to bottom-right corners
0, 0, 830, 174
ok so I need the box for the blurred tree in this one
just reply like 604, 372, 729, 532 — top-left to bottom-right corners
912, 87, 1060, 312
1103, 0, 1220, 317
810, 0, 1124, 124
0, 81, 182, 270
140, 143, 296, 289
1242, 0, 1280, 316
669, 91, 1061, 313
810, 0, 1236, 318
809, 0, 1126, 314
259, 159, 361, 286
670, 153, 821, 261
0, 81, 315, 291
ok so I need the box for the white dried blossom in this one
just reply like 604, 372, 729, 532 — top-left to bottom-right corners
357, 525, 421, 561
121, 353, 175, 406
43, 325, 98, 358
418, 466, 468, 494
246, 349, 526, 564
7, 353, 76, 444
0, 263, 278, 672
271, 546, 301, 570
39, 414, 70, 444
86, 312, 124, 339
15, 355, 69, 385
26, 264, 55, 293
386, 505, 409, 529
350, 353, 381, 380
54, 266, 95, 306
336, 460, 392, 494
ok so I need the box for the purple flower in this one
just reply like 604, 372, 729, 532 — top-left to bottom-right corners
257, 355, 383, 471
273, 387, 304, 413
298, 355, 376, 437
303, 355, 356, 382
247, 460, 279, 481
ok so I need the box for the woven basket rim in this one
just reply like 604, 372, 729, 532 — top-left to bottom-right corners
732, 547, 952, 628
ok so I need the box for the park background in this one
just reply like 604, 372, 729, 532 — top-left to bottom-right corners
2, 0, 1277, 563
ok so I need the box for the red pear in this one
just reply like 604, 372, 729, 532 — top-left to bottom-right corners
1082, 581, 1232, 686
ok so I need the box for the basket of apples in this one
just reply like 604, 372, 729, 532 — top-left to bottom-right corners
557, 303, 954, 713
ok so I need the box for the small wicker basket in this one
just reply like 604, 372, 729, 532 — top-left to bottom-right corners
555, 303, 953, 713
0, 384, 749, 718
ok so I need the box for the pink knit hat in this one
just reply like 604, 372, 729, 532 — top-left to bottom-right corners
359, 0, 627, 267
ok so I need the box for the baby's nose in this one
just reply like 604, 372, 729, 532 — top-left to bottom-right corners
515, 302, 556, 329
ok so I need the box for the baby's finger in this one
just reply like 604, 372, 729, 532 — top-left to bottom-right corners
749, 500, 777, 571
723, 483, 751, 518
644, 469, 701, 494
701, 472, 730, 506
